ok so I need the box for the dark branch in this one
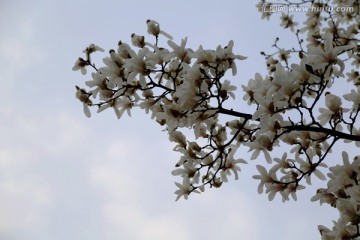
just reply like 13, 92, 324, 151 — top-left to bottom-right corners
218, 107, 360, 142
218, 107, 253, 120
284, 125, 360, 142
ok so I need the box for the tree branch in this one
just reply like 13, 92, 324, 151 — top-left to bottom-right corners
284, 125, 360, 142
218, 107, 360, 142
218, 107, 253, 120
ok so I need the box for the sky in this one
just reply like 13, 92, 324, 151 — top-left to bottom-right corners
0, 0, 346, 239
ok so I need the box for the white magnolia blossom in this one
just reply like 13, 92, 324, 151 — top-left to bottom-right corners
318, 92, 347, 127
174, 177, 199, 201
146, 19, 173, 40
252, 165, 275, 194
73, 2, 360, 238
307, 32, 354, 77
247, 134, 275, 163
344, 86, 360, 111
75, 86, 92, 118
72, 57, 88, 75
312, 152, 360, 239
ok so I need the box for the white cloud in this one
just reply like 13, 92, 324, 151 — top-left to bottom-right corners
89, 163, 138, 200
88, 138, 192, 240
0, 106, 98, 237
0, 36, 43, 69
0, 176, 52, 233
102, 204, 191, 240
0, 108, 92, 157
88, 138, 258, 240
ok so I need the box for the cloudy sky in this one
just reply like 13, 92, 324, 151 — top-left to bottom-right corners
0, 0, 344, 239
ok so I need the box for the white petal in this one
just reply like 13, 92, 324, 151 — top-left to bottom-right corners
314, 170, 326, 181
83, 103, 91, 118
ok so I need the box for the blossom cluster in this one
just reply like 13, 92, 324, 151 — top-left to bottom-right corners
73, 19, 251, 200
255, 0, 360, 238
312, 152, 360, 239
73, 1, 360, 238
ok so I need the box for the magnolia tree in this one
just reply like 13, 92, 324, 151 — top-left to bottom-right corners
73, 1, 360, 239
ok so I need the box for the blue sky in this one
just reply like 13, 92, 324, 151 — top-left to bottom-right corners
0, 0, 343, 239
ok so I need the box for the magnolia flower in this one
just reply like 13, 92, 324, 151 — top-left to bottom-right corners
222, 40, 247, 75
265, 182, 288, 201
220, 148, 247, 182
165, 37, 193, 63
242, 73, 270, 105
75, 86, 92, 118
156, 102, 188, 131
280, 14, 298, 32
311, 188, 336, 206
199, 153, 213, 165
265, 57, 278, 73
327, 151, 355, 193
318, 224, 332, 238
272, 153, 294, 172
307, 32, 354, 76
173, 64, 201, 110
146, 19, 173, 40
296, 156, 327, 184
118, 41, 135, 59
174, 178, 199, 201
301, 6, 322, 33
83, 43, 104, 56
211, 42, 244, 76
139, 98, 161, 119
248, 134, 274, 163
99, 51, 125, 86
97, 97, 134, 119
193, 45, 216, 66
169, 130, 187, 150
193, 122, 208, 139
72, 57, 88, 75
252, 165, 277, 194
131, 33, 145, 48
148, 47, 170, 64
343, 86, 360, 111
284, 183, 305, 201
351, 54, 360, 68
271, 63, 300, 105
318, 92, 348, 126
97, 98, 121, 118
324, 218, 355, 239
172, 161, 200, 184
256, 115, 281, 139
85, 71, 114, 99
217, 80, 237, 99
278, 48, 291, 64
291, 58, 321, 86
336, 199, 359, 224
82, 43, 105, 63
252, 89, 284, 122
220, 160, 242, 182
257, 1, 272, 20
125, 48, 156, 81
346, 69, 360, 85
